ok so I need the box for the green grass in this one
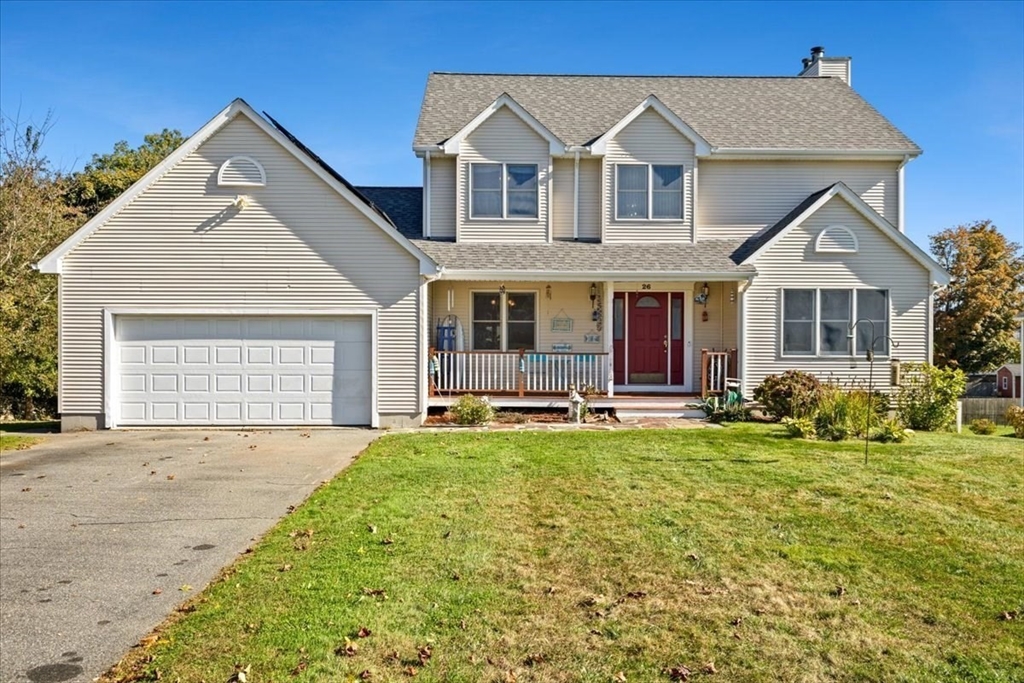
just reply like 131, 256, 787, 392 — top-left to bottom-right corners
108, 425, 1024, 683
0, 421, 56, 452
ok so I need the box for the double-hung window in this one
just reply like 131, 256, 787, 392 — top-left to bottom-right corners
470, 163, 538, 219
472, 291, 537, 351
615, 164, 684, 220
782, 288, 889, 357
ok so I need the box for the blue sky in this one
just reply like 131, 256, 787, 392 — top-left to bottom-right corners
1, 0, 1021, 249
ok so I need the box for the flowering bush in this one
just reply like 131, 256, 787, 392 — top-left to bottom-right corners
896, 363, 966, 431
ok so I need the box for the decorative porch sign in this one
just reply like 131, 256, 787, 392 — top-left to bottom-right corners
584, 332, 601, 344
552, 343, 573, 352
551, 310, 574, 332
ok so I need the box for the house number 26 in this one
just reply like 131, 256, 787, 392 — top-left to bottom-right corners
640, 283, 652, 290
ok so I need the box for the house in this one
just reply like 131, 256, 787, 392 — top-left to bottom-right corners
996, 364, 1022, 399
38, 46, 949, 431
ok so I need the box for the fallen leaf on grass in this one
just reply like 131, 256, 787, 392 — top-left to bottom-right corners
730, 617, 743, 626
625, 590, 648, 600
403, 666, 417, 677
382, 537, 394, 545
180, 584, 192, 592
417, 645, 432, 664
702, 662, 717, 674
335, 639, 358, 657
140, 634, 159, 648
279, 564, 293, 572
664, 666, 691, 681
523, 653, 546, 666
613, 672, 627, 682
832, 585, 846, 597
290, 659, 308, 676
359, 671, 373, 680
367, 524, 377, 534
1000, 610, 1019, 621
357, 626, 372, 638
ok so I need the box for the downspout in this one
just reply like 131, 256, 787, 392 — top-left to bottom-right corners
424, 150, 432, 238
573, 150, 580, 240
897, 154, 910, 233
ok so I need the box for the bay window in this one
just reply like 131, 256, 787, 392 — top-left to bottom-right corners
781, 288, 889, 357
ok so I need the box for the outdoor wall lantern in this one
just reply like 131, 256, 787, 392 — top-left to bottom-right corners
694, 282, 710, 307
589, 283, 597, 309
546, 284, 552, 300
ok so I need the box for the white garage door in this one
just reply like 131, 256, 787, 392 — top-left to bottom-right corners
114, 316, 372, 426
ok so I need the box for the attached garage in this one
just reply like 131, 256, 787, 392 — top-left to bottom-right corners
111, 313, 374, 427
38, 100, 436, 431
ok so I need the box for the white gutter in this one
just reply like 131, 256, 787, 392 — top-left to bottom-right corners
709, 147, 920, 160
424, 150, 432, 238
436, 270, 755, 282
897, 154, 910, 233
573, 150, 580, 240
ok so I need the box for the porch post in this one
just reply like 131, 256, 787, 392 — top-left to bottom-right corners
604, 280, 614, 397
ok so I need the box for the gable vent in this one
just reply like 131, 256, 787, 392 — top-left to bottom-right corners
815, 224, 858, 253
217, 155, 266, 187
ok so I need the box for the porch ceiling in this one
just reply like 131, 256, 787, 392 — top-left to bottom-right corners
412, 238, 755, 280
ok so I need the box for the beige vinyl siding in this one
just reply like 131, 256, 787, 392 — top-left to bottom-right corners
690, 282, 740, 378
603, 109, 695, 243
552, 158, 574, 240
743, 195, 930, 391
60, 114, 422, 420
429, 156, 456, 239
578, 158, 601, 241
697, 159, 899, 240
819, 60, 851, 84
456, 107, 550, 243
430, 281, 604, 353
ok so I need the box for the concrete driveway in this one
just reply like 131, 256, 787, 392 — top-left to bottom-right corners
0, 428, 378, 683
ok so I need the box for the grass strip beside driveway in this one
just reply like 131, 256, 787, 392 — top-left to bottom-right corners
105, 425, 1024, 683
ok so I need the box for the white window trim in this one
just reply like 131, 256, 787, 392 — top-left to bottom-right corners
469, 162, 539, 221
780, 288, 890, 359
469, 289, 539, 351
216, 155, 267, 187
814, 224, 860, 253
614, 163, 685, 222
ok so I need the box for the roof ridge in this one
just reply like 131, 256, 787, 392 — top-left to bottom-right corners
430, 71, 829, 80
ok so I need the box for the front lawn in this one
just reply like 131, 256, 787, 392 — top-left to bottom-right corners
107, 425, 1023, 683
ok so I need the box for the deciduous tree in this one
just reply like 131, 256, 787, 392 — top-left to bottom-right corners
0, 114, 81, 417
930, 221, 1024, 373
67, 128, 184, 218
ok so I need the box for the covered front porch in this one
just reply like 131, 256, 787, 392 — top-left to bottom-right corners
426, 278, 742, 405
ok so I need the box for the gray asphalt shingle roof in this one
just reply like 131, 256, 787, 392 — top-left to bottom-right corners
410, 238, 754, 276
730, 184, 837, 263
354, 186, 753, 274
414, 73, 919, 153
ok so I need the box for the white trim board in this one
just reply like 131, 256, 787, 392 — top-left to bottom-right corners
36, 99, 438, 277
590, 95, 712, 157
442, 93, 564, 156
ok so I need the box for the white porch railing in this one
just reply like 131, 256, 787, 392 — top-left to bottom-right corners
431, 350, 609, 396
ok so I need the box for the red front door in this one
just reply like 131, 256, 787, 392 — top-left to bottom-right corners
628, 292, 668, 383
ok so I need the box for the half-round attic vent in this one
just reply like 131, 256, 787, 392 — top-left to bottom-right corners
815, 224, 858, 254
217, 155, 266, 187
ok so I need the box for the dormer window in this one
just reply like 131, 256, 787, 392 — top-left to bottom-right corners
217, 156, 266, 187
470, 163, 538, 219
615, 164, 684, 220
